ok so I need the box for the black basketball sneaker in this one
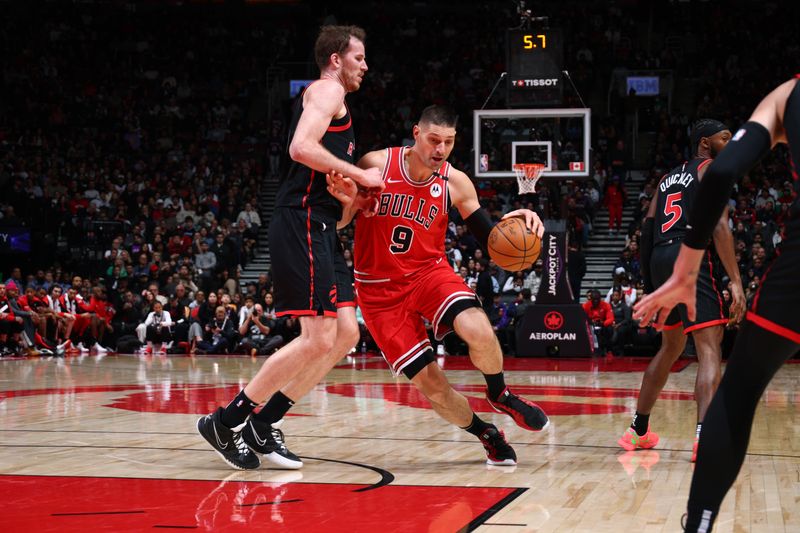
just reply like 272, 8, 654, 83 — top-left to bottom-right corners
197, 408, 260, 470
241, 418, 303, 469
480, 425, 517, 466
486, 387, 550, 431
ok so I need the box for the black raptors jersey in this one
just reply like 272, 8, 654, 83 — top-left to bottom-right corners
787, 74, 800, 220
275, 82, 356, 221
654, 157, 713, 246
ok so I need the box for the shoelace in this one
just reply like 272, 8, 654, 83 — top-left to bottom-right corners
233, 431, 252, 455
271, 427, 288, 451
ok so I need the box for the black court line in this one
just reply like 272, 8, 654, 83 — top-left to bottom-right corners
4, 438, 799, 460
53, 510, 145, 516
237, 498, 303, 507
301, 455, 395, 492
465, 487, 527, 532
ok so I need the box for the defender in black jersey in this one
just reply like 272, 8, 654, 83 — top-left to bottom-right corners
635, 77, 800, 533
197, 25, 382, 471
618, 119, 746, 462
270, 86, 357, 318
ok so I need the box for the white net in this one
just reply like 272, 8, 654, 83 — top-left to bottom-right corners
512, 163, 545, 194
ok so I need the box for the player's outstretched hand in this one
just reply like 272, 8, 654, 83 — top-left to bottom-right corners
326, 170, 357, 205
728, 281, 746, 326
633, 245, 705, 328
502, 209, 545, 238
634, 275, 696, 329
327, 170, 380, 217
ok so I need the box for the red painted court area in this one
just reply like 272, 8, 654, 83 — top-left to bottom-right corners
1, 475, 520, 532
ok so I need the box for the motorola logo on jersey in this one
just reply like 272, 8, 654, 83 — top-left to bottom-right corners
429, 183, 442, 198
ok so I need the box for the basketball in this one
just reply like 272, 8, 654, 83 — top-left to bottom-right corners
488, 217, 541, 271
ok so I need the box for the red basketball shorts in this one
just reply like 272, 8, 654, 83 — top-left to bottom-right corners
356, 260, 479, 376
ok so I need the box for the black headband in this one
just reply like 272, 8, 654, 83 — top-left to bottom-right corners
691, 119, 728, 150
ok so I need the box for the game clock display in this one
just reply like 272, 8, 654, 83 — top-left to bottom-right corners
506, 28, 563, 106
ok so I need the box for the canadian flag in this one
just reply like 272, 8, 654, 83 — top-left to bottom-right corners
569, 162, 585, 171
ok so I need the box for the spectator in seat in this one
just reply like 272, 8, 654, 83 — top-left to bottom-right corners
194, 241, 217, 293
0, 283, 25, 355
143, 300, 173, 354
614, 247, 641, 282
211, 231, 235, 274
524, 260, 543, 299
188, 291, 218, 354
236, 202, 261, 239
198, 305, 236, 354
238, 303, 284, 356
112, 289, 142, 338
609, 289, 633, 356
582, 290, 614, 355
166, 293, 190, 347
606, 269, 638, 308
47, 285, 76, 345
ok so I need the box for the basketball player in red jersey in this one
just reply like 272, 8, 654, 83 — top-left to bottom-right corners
617, 120, 745, 462
197, 25, 383, 470
635, 76, 800, 532
328, 105, 549, 465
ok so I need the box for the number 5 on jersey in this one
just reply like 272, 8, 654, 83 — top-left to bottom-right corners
661, 192, 683, 233
390, 225, 413, 254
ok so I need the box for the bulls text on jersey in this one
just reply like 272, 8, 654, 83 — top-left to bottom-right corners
376, 193, 440, 229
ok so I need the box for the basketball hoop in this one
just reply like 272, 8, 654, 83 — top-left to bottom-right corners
512, 163, 545, 194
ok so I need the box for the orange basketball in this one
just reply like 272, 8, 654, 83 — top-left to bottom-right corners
487, 217, 541, 271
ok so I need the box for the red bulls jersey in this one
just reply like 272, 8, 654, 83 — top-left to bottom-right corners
354, 146, 451, 282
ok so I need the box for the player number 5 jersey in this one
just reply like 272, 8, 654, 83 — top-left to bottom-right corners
654, 157, 712, 246
354, 146, 451, 282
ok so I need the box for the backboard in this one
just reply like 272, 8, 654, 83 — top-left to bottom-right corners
473, 108, 591, 178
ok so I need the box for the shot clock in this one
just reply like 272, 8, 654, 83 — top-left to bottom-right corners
506, 28, 563, 106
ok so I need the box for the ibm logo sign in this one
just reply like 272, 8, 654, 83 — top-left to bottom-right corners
626, 76, 660, 96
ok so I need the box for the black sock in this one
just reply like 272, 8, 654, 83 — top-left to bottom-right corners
254, 391, 295, 425
220, 389, 259, 428
631, 411, 649, 436
461, 413, 491, 437
483, 372, 507, 401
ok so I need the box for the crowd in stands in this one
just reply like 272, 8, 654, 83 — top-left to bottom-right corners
2, 2, 797, 357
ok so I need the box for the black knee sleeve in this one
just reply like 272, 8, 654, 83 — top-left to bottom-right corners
401, 348, 436, 380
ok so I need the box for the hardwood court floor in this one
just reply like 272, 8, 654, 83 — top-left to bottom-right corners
1, 353, 798, 532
